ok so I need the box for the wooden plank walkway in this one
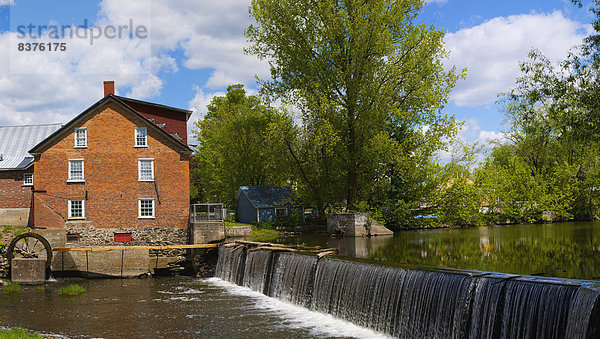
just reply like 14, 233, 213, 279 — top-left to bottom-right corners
52, 244, 218, 252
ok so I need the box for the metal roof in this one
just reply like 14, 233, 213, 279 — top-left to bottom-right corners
237, 186, 300, 208
0, 123, 62, 170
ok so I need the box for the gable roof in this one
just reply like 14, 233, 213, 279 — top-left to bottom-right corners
0, 123, 62, 170
29, 95, 192, 155
115, 96, 193, 122
237, 186, 301, 208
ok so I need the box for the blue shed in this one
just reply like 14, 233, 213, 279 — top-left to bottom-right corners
235, 186, 303, 224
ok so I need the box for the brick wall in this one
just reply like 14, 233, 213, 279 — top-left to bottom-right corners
121, 100, 189, 145
33, 100, 190, 233
0, 169, 33, 208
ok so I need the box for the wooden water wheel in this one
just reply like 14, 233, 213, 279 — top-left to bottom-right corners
7, 232, 53, 269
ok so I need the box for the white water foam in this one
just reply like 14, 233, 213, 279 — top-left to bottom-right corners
204, 277, 392, 339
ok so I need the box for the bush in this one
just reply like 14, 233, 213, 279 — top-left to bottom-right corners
3, 283, 22, 294
59, 284, 86, 296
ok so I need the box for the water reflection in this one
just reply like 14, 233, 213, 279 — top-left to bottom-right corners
275, 222, 600, 280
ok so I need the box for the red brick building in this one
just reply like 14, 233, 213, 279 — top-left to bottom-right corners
28, 82, 193, 246
0, 124, 62, 226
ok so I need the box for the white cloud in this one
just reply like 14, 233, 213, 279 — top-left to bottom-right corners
0, 0, 13, 6
188, 86, 225, 118
445, 11, 591, 107
477, 130, 508, 145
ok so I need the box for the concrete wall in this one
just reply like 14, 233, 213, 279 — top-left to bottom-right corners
191, 221, 224, 244
0, 208, 30, 227
327, 213, 393, 237
52, 248, 149, 278
32, 100, 190, 231
226, 225, 251, 237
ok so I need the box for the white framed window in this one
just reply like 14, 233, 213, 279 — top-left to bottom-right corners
74, 128, 87, 148
23, 173, 33, 186
135, 127, 147, 147
138, 159, 154, 181
68, 199, 85, 219
138, 198, 155, 218
68, 159, 84, 182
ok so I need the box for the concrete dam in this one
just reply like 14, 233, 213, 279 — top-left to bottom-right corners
216, 245, 600, 338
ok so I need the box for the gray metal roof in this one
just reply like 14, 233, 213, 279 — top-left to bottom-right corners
0, 123, 62, 170
237, 186, 301, 208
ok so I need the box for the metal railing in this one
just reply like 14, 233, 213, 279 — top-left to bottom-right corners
190, 203, 224, 222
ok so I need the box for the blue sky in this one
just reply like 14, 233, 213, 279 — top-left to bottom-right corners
0, 0, 595, 148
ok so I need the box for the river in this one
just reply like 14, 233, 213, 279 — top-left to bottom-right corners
273, 221, 600, 280
0, 276, 389, 338
1, 221, 599, 337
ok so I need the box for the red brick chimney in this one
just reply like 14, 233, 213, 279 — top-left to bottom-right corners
103, 81, 115, 96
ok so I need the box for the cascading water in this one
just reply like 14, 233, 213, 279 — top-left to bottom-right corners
242, 249, 274, 294
215, 245, 600, 338
269, 252, 318, 308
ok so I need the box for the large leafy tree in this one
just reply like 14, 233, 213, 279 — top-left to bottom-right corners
191, 84, 294, 207
246, 0, 463, 210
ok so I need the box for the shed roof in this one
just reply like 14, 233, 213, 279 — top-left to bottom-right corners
0, 123, 62, 170
237, 186, 300, 208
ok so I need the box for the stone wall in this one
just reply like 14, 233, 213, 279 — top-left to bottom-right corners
65, 225, 188, 256
327, 212, 393, 237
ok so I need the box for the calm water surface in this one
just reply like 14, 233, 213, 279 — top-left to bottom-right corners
274, 221, 600, 280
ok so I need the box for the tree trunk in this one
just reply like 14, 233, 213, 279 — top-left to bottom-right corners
346, 109, 358, 210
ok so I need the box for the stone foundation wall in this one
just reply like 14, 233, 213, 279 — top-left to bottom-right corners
65, 226, 188, 256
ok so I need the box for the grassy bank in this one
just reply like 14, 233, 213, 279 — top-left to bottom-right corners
224, 221, 282, 237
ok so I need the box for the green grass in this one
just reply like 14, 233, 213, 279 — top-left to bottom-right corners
59, 284, 86, 296
2, 283, 22, 294
225, 221, 282, 235
224, 221, 251, 230
0, 328, 43, 339
250, 225, 282, 236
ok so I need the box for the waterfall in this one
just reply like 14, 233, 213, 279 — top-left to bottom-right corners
215, 246, 600, 338
242, 250, 274, 294
270, 252, 318, 308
